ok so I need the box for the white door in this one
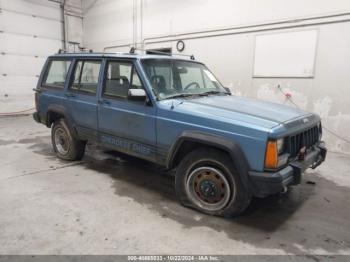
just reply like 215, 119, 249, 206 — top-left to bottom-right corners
0, 0, 63, 112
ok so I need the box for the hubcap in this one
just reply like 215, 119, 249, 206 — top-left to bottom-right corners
54, 127, 69, 155
186, 166, 231, 212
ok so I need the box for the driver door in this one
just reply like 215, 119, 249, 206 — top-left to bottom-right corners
97, 59, 157, 161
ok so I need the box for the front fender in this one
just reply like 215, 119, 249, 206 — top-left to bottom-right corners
167, 131, 252, 191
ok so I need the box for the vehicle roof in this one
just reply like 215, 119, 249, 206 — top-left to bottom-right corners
49, 52, 200, 63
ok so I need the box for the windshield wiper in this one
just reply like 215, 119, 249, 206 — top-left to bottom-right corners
163, 90, 229, 100
163, 93, 197, 100
198, 90, 229, 96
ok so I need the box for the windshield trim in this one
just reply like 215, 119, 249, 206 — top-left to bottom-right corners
140, 58, 227, 101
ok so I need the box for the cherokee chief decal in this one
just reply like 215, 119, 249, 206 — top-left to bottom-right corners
100, 135, 151, 156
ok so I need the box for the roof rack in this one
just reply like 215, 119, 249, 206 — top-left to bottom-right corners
56, 47, 195, 60
57, 48, 93, 54
129, 47, 195, 60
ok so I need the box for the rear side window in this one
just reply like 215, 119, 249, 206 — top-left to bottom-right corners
104, 61, 144, 98
43, 60, 71, 88
70, 60, 101, 94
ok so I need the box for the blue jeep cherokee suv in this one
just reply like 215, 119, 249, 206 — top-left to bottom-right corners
33, 51, 327, 217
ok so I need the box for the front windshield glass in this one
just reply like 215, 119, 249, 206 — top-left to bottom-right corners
141, 59, 227, 100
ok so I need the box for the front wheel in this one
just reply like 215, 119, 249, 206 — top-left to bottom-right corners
51, 118, 86, 161
175, 148, 251, 217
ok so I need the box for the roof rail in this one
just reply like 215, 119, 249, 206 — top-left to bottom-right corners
57, 47, 93, 54
129, 47, 195, 60
104, 50, 137, 56
55, 47, 195, 60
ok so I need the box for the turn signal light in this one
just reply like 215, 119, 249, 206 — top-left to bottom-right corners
265, 141, 278, 169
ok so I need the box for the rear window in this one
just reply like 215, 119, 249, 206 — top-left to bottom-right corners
43, 60, 71, 88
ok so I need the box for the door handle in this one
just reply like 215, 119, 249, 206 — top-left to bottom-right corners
98, 99, 110, 105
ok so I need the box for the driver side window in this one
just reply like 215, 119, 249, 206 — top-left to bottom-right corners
104, 61, 144, 98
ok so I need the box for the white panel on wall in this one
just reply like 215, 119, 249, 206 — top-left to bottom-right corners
0, 34, 61, 56
1, 12, 62, 40
82, 0, 134, 48
0, 56, 46, 76
253, 30, 318, 78
0, 76, 39, 96
1, 0, 61, 20
0, 75, 37, 112
0, 0, 63, 112
66, 16, 83, 44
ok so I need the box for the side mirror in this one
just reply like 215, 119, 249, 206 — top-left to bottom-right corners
128, 89, 147, 101
224, 87, 232, 95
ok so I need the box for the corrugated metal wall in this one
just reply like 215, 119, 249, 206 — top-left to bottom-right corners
0, 0, 83, 113
0, 0, 63, 112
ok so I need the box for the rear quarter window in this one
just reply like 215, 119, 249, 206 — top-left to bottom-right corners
42, 60, 71, 88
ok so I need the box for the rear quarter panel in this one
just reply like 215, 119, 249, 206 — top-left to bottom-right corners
35, 57, 72, 126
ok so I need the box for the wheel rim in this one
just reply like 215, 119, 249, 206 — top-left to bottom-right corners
54, 127, 70, 155
186, 166, 231, 212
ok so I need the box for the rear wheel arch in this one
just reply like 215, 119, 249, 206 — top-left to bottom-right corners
45, 107, 78, 139
46, 110, 65, 127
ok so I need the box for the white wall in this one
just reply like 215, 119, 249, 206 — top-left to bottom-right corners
0, 0, 83, 113
82, 0, 350, 154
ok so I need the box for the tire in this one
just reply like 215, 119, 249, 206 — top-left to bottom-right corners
175, 147, 251, 217
51, 118, 86, 161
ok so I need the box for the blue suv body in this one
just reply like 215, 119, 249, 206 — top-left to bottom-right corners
33, 52, 327, 216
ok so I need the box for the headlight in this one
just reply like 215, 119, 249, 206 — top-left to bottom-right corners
277, 138, 284, 154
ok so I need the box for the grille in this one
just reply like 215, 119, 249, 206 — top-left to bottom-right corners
287, 125, 320, 157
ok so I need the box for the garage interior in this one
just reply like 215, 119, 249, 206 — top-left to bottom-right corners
1, 0, 350, 256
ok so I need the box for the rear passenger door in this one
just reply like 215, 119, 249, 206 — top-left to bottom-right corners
97, 59, 157, 161
65, 59, 102, 140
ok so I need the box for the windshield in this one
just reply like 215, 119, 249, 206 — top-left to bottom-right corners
141, 59, 227, 100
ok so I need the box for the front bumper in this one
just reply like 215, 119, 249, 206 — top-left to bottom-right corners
249, 142, 327, 197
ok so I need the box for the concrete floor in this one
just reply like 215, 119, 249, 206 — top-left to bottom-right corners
0, 115, 349, 255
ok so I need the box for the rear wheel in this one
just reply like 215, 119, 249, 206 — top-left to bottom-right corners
175, 148, 251, 217
51, 119, 86, 161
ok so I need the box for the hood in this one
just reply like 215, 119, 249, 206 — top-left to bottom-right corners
169, 95, 312, 129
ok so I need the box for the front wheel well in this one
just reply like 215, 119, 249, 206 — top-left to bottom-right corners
170, 140, 232, 169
